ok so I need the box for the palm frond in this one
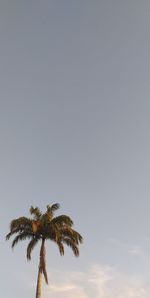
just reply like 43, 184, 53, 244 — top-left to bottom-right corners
10, 217, 32, 232
60, 226, 83, 244
57, 241, 64, 256
27, 237, 39, 260
42, 203, 60, 223
62, 238, 79, 257
51, 215, 73, 227
46, 204, 60, 217
11, 232, 33, 249
49, 203, 60, 212
6, 231, 14, 240
6, 227, 33, 240
45, 222, 60, 240
30, 207, 42, 220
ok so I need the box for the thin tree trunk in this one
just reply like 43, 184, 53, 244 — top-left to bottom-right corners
35, 266, 42, 298
35, 239, 45, 298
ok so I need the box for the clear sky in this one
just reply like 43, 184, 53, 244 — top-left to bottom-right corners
1, 1, 150, 297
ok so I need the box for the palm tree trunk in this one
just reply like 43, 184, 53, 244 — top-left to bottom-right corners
35, 267, 42, 298
35, 239, 45, 298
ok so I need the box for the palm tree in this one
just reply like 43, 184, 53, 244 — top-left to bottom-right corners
6, 203, 83, 298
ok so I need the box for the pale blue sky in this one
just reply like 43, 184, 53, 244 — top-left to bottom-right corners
1, 1, 150, 297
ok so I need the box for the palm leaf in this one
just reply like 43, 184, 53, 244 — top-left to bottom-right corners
51, 215, 73, 227
30, 207, 42, 220
27, 237, 39, 260
49, 203, 60, 212
60, 226, 83, 244
10, 217, 32, 231
56, 240, 64, 256
11, 232, 33, 249
62, 238, 79, 257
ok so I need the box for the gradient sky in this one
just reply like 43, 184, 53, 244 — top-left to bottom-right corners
1, 1, 150, 297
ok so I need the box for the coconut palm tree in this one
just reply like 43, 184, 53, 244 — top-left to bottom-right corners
6, 203, 83, 298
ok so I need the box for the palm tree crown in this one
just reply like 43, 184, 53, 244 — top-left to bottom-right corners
6, 204, 83, 289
